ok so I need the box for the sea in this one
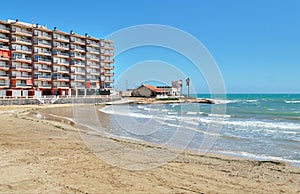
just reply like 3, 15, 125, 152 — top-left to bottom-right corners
99, 94, 300, 166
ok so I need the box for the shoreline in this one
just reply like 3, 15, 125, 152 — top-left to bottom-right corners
1, 104, 300, 193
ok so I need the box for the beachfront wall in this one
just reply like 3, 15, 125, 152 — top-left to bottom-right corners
0, 19, 114, 97
0, 96, 121, 105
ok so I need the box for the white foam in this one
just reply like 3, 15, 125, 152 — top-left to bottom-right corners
216, 150, 300, 165
285, 100, 300, 104
245, 99, 258, 103
208, 114, 231, 118
212, 99, 239, 104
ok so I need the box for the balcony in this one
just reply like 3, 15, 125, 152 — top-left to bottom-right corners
101, 45, 114, 50
34, 74, 52, 81
12, 57, 32, 63
53, 76, 70, 82
53, 44, 69, 50
56, 69, 69, 73
34, 41, 52, 48
103, 73, 114, 77
0, 26, 10, 33
70, 45, 86, 53
53, 83, 69, 88
71, 69, 85, 75
74, 78, 85, 82
11, 28, 32, 37
11, 37, 32, 45
71, 38, 85, 45
34, 50, 52, 56
0, 45, 9, 50
12, 47, 32, 54
53, 35, 69, 43
104, 79, 114, 83
54, 60, 69, 66
0, 63, 9, 70
34, 31, 52, 40
0, 82, 9, 87
53, 51, 69, 58
12, 75, 32, 79
34, 66, 51, 72
86, 48, 100, 54
0, 74, 9, 79
15, 83, 32, 88
34, 58, 51, 64
86, 40, 100, 47
103, 59, 114, 63
0, 35, 9, 42
11, 65, 32, 72
90, 63, 100, 68
104, 66, 114, 70
71, 61, 85, 67
89, 71, 99, 76
34, 83, 51, 89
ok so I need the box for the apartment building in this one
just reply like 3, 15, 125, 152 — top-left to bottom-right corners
0, 19, 114, 97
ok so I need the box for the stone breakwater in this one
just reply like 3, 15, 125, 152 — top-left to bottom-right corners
116, 97, 215, 105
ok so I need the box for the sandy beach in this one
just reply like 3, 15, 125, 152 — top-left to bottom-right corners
0, 104, 300, 193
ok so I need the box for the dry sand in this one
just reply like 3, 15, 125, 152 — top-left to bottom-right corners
0, 104, 299, 193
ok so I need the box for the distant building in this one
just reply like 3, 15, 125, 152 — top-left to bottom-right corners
131, 84, 164, 97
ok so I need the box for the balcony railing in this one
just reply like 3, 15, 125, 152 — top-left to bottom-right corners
86, 48, 100, 53
35, 32, 52, 39
12, 28, 32, 35
34, 58, 52, 63
34, 74, 52, 79
53, 76, 70, 81
0, 83, 9, 87
34, 84, 51, 88
53, 84, 69, 88
0, 26, 9, 31
12, 75, 32, 79
12, 37, 32, 44
12, 47, 32, 53
0, 63, 9, 68
0, 74, 9, 78
53, 52, 69, 57
12, 57, 32, 62
104, 66, 114, 70
54, 61, 69, 66
35, 50, 51, 55
34, 67, 51, 72
11, 65, 32, 70
56, 69, 69, 73
15, 83, 32, 87
35, 41, 52, 47
53, 44, 69, 50
0, 35, 9, 40
53, 35, 69, 42
0, 45, 9, 50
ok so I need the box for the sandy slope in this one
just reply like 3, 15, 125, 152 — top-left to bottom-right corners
0, 105, 299, 193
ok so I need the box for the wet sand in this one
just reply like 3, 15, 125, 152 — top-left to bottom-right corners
0, 104, 299, 193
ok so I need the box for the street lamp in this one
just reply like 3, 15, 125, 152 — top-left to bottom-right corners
186, 77, 190, 98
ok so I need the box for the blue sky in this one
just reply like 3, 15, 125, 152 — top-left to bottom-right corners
1, 0, 300, 93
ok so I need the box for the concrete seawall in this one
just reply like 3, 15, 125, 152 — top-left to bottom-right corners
0, 96, 121, 106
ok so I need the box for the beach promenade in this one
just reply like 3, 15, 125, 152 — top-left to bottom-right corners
0, 104, 299, 193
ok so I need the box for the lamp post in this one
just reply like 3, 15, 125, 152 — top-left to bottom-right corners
186, 77, 190, 98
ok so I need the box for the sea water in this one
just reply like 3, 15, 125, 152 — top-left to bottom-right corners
99, 94, 300, 166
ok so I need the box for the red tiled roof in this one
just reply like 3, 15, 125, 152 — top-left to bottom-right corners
144, 84, 164, 93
